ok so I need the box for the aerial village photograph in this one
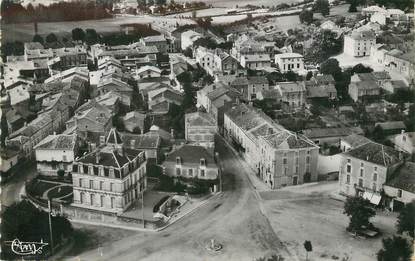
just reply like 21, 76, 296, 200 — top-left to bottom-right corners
0, 0, 414, 260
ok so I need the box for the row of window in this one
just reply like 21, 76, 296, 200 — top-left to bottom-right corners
176, 167, 206, 177
176, 157, 206, 166
79, 192, 115, 208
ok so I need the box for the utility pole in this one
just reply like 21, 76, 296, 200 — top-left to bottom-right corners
141, 189, 145, 228
215, 152, 222, 192
48, 199, 54, 256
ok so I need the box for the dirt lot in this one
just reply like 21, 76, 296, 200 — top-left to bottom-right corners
260, 182, 398, 261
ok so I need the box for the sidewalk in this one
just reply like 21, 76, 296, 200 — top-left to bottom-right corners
69, 192, 221, 232
218, 135, 270, 192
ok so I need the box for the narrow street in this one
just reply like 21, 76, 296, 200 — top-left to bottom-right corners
1, 162, 37, 208
70, 137, 290, 261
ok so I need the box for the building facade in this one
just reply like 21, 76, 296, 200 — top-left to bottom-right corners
338, 142, 403, 200
344, 30, 376, 57
71, 134, 147, 214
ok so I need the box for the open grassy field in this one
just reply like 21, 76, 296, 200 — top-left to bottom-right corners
2, 15, 195, 43
175, 0, 302, 8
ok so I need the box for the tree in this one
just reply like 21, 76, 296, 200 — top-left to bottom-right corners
314, 0, 330, 16
45, 33, 58, 43
352, 63, 373, 74
57, 169, 65, 179
71, 28, 85, 41
306, 71, 313, 80
305, 30, 343, 63
183, 47, 193, 58
193, 37, 217, 49
343, 196, 376, 232
396, 201, 415, 238
32, 34, 44, 45
377, 236, 412, 261
2, 200, 73, 259
299, 8, 313, 24
85, 28, 100, 45
320, 58, 342, 80
1, 113, 9, 147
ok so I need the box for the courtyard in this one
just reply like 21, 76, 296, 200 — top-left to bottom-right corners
260, 181, 398, 261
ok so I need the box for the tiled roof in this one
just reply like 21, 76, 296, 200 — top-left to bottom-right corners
345, 142, 402, 166
348, 30, 376, 40
351, 81, 380, 91
185, 112, 216, 126
375, 121, 406, 130
247, 76, 268, 85
121, 133, 161, 149
303, 127, 364, 139
341, 134, 372, 148
277, 82, 306, 93
313, 74, 335, 84
275, 52, 303, 59
231, 77, 249, 86
225, 103, 284, 136
306, 83, 337, 98
34, 134, 76, 150
77, 146, 142, 168
243, 54, 270, 62
262, 131, 317, 149
164, 145, 216, 167
385, 162, 415, 193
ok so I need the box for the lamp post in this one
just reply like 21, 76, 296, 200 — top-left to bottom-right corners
215, 152, 222, 192
141, 189, 145, 228
47, 197, 54, 256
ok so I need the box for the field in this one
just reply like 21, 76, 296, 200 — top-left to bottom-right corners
175, 0, 302, 8
2, 15, 195, 43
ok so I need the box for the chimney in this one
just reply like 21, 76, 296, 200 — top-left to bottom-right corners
141, 129, 144, 135
95, 152, 100, 164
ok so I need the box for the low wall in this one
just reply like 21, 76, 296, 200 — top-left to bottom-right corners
317, 153, 341, 175
60, 205, 164, 230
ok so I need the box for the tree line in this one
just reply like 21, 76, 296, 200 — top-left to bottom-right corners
1, 0, 112, 24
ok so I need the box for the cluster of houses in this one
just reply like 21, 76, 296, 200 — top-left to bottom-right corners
1, 4, 414, 217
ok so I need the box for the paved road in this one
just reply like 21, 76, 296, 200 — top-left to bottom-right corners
70, 137, 290, 261
1, 162, 37, 208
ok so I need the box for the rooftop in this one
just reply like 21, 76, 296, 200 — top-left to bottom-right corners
303, 127, 363, 139
34, 134, 76, 150
345, 142, 402, 167
77, 146, 142, 169
375, 121, 406, 130
185, 111, 216, 126
121, 133, 161, 149
341, 134, 372, 148
275, 52, 304, 59
165, 145, 216, 167
262, 131, 317, 149
385, 162, 415, 194
277, 82, 306, 93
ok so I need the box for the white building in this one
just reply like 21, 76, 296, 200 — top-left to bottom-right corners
343, 30, 376, 57
274, 53, 304, 74
34, 134, 78, 176
240, 54, 271, 70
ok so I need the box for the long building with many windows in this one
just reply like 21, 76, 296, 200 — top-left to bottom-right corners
224, 103, 319, 189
